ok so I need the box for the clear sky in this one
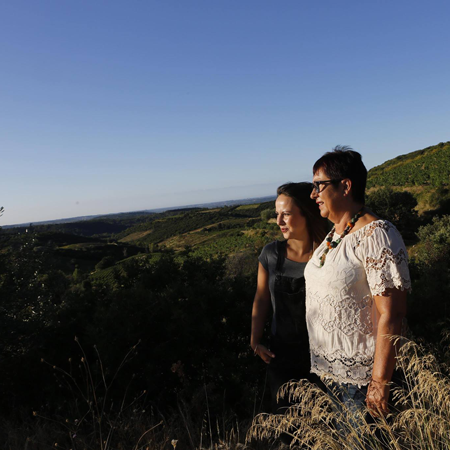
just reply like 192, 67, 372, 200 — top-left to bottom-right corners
1, 0, 449, 225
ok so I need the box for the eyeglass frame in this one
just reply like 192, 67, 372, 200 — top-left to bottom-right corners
311, 179, 343, 193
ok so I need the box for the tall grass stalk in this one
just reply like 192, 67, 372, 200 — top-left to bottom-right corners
247, 337, 450, 449
35, 338, 162, 450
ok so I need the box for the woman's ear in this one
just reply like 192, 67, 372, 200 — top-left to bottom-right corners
342, 178, 352, 197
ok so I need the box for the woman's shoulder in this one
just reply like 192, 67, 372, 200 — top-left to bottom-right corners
356, 220, 411, 293
352, 208, 399, 237
260, 240, 281, 257
259, 240, 282, 272
356, 219, 400, 238
354, 219, 407, 253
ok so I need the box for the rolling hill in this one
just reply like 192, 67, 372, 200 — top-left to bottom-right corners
367, 140, 450, 214
367, 141, 450, 187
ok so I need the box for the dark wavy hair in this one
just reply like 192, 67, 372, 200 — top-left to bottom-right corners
277, 182, 328, 246
312, 145, 367, 204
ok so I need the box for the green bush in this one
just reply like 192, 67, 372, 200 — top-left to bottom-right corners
367, 141, 450, 189
0, 236, 264, 420
366, 187, 418, 239
260, 208, 275, 222
414, 215, 450, 266
408, 215, 450, 341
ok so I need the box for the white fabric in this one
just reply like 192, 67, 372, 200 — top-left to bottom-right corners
305, 220, 411, 386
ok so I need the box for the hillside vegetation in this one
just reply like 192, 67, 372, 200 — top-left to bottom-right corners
1, 141, 450, 449
367, 141, 450, 215
0, 197, 282, 448
367, 141, 450, 188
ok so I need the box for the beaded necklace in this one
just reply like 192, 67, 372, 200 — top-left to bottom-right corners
319, 209, 363, 267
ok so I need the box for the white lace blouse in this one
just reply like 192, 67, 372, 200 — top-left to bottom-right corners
304, 220, 411, 386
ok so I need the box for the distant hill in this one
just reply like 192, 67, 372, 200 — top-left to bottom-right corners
367, 141, 450, 188
0, 198, 280, 290
366, 141, 450, 215
2, 195, 276, 229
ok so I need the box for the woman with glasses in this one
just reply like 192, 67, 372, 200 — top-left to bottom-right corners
250, 182, 327, 415
306, 146, 410, 424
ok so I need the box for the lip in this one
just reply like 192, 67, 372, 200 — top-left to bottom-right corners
280, 228, 288, 233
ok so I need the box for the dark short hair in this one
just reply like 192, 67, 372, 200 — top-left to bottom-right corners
277, 182, 328, 246
312, 145, 367, 204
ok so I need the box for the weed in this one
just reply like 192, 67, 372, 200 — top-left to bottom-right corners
247, 337, 450, 449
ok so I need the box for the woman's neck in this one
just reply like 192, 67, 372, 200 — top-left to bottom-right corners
286, 237, 313, 262
332, 204, 365, 234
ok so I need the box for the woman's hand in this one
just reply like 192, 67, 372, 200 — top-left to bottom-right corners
254, 344, 275, 364
366, 378, 390, 417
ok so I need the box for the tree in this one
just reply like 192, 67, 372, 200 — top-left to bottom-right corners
366, 187, 418, 239
408, 215, 450, 341
260, 208, 275, 222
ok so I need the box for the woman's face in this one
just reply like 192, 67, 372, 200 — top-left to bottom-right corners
311, 168, 344, 222
275, 194, 307, 240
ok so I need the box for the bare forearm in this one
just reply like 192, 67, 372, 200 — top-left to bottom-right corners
367, 289, 407, 416
250, 297, 271, 348
372, 313, 403, 383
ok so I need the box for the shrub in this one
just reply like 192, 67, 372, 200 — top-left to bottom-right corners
415, 215, 450, 266
366, 187, 418, 239
260, 208, 275, 222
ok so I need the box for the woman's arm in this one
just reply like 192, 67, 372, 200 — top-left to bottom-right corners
367, 288, 407, 416
251, 262, 275, 364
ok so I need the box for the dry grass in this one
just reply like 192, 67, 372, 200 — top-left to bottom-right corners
247, 337, 450, 449
118, 229, 153, 243
10, 338, 254, 450
6, 338, 450, 449
235, 205, 260, 210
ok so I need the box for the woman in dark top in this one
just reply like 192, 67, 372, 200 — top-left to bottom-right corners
250, 182, 328, 413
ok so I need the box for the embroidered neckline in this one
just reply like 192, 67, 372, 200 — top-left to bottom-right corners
319, 209, 363, 267
320, 220, 394, 249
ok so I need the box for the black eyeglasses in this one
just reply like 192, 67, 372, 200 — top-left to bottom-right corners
312, 179, 342, 193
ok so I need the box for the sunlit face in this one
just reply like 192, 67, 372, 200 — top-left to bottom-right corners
311, 169, 343, 221
275, 194, 307, 240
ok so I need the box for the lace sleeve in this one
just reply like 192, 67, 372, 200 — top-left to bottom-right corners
361, 221, 411, 296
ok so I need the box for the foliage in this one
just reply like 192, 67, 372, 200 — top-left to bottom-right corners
0, 233, 264, 426
260, 208, 275, 222
367, 141, 450, 188
2, 176, 450, 449
0, 231, 71, 410
95, 255, 117, 270
366, 187, 418, 239
414, 215, 450, 266
188, 229, 278, 262
114, 202, 274, 245
407, 215, 450, 341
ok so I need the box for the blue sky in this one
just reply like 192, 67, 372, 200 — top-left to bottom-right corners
1, 0, 449, 225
